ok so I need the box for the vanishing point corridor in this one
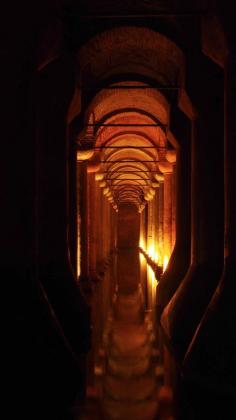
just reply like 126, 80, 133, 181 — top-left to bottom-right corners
7, 2, 236, 420
74, 204, 174, 419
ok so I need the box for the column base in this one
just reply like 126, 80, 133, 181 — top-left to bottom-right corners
160, 261, 222, 362
182, 258, 236, 405
156, 243, 190, 320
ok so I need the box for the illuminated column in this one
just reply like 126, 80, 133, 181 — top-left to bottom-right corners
100, 190, 105, 262
104, 196, 109, 257
78, 161, 89, 278
147, 199, 154, 258
97, 182, 104, 267
88, 172, 97, 277
172, 166, 176, 250
164, 173, 172, 265
139, 206, 146, 250
156, 117, 191, 316
87, 164, 102, 279
101, 189, 111, 259
146, 200, 153, 309
77, 148, 95, 279
94, 177, 101, 272
158, 161, 173, 270
156, 176, 164, 265
166, 150, 177, 251
106, 195, 109, 256
153, 189, 160, 263
111, 203, 117, 250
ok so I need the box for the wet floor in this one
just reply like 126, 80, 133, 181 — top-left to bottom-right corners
100, 249, 159, 420
74, 249, 173, 420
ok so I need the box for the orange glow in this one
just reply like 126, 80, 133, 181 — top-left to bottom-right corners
154, 251, 159, 264
77, 243, 81, 277
139, 235, 145, 250
147, 265, 158, 309
95, 173, 104, 181
77, 149, 94, 161
147, 244, 160, 265
139, 252, 145, 266
103, 187, 109, 196
163, 255, 169, 272
148, 244, 155, 260
147, 265, 156, 287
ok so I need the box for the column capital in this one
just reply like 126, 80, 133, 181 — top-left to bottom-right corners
166, 150, 176, 164
77, 149, 94, 161
154, 173, 164, 182
158, 160, 173, 174
87, 162, 101, 173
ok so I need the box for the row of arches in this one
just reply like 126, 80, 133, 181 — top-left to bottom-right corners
5, 3, 236, 418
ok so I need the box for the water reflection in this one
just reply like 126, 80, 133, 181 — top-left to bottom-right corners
99, 248, 159, 420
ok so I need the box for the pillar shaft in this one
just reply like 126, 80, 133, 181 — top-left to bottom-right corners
163, 172, 172, 263
78, 162, 89, 278
35, 56, 91, 365
88, 173, 97, 276
171, 163, 176, 250
68, 132, 78, 276
158, 182, 164, 262
183, 51, 236, 409
160, 54, 224, 361
147, 200, 154, 254
224, 53, 236, 260
156, 114, 191, 314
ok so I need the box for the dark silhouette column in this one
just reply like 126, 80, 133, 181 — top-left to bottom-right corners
169, 154, 176, 251
156, 109, 191, 317
160, 54, 224, 362
183, 49, 236, 416
79, 161, 89, 278
36, 55, 91, 364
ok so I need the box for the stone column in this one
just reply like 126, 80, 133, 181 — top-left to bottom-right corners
147, 199, 154, 257
146, 201, 153, 308
183, 50, 236, 414
35, 56, 91, 404
167, 152, 176, 251
158, 161, 173, 269
160, 53, 224, 362
139, 207, 146, 250
156, 112, 191, 317
157, 179, 164, 264
154, 188, 159, 257
88, 172, 97, 278
78, 161, 89, 279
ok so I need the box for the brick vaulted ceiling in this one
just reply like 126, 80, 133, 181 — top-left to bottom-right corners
76, 26, 184, 209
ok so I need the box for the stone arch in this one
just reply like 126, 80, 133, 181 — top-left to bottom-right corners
77, 26, 185, 87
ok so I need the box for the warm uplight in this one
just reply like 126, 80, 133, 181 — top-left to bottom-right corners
147, 265, 156, 287
77, 149, 94, 161
95, 173, 104, 181
139, 252, 145, 266
139, 236, 145, 250
148, 244, 155, 260
154, 251, 159, 264
147, 244, 159, 264
147, 265, 158, 309
77, 244, 81, 277
163, 255, 169, 272
99, 181, 106, 188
